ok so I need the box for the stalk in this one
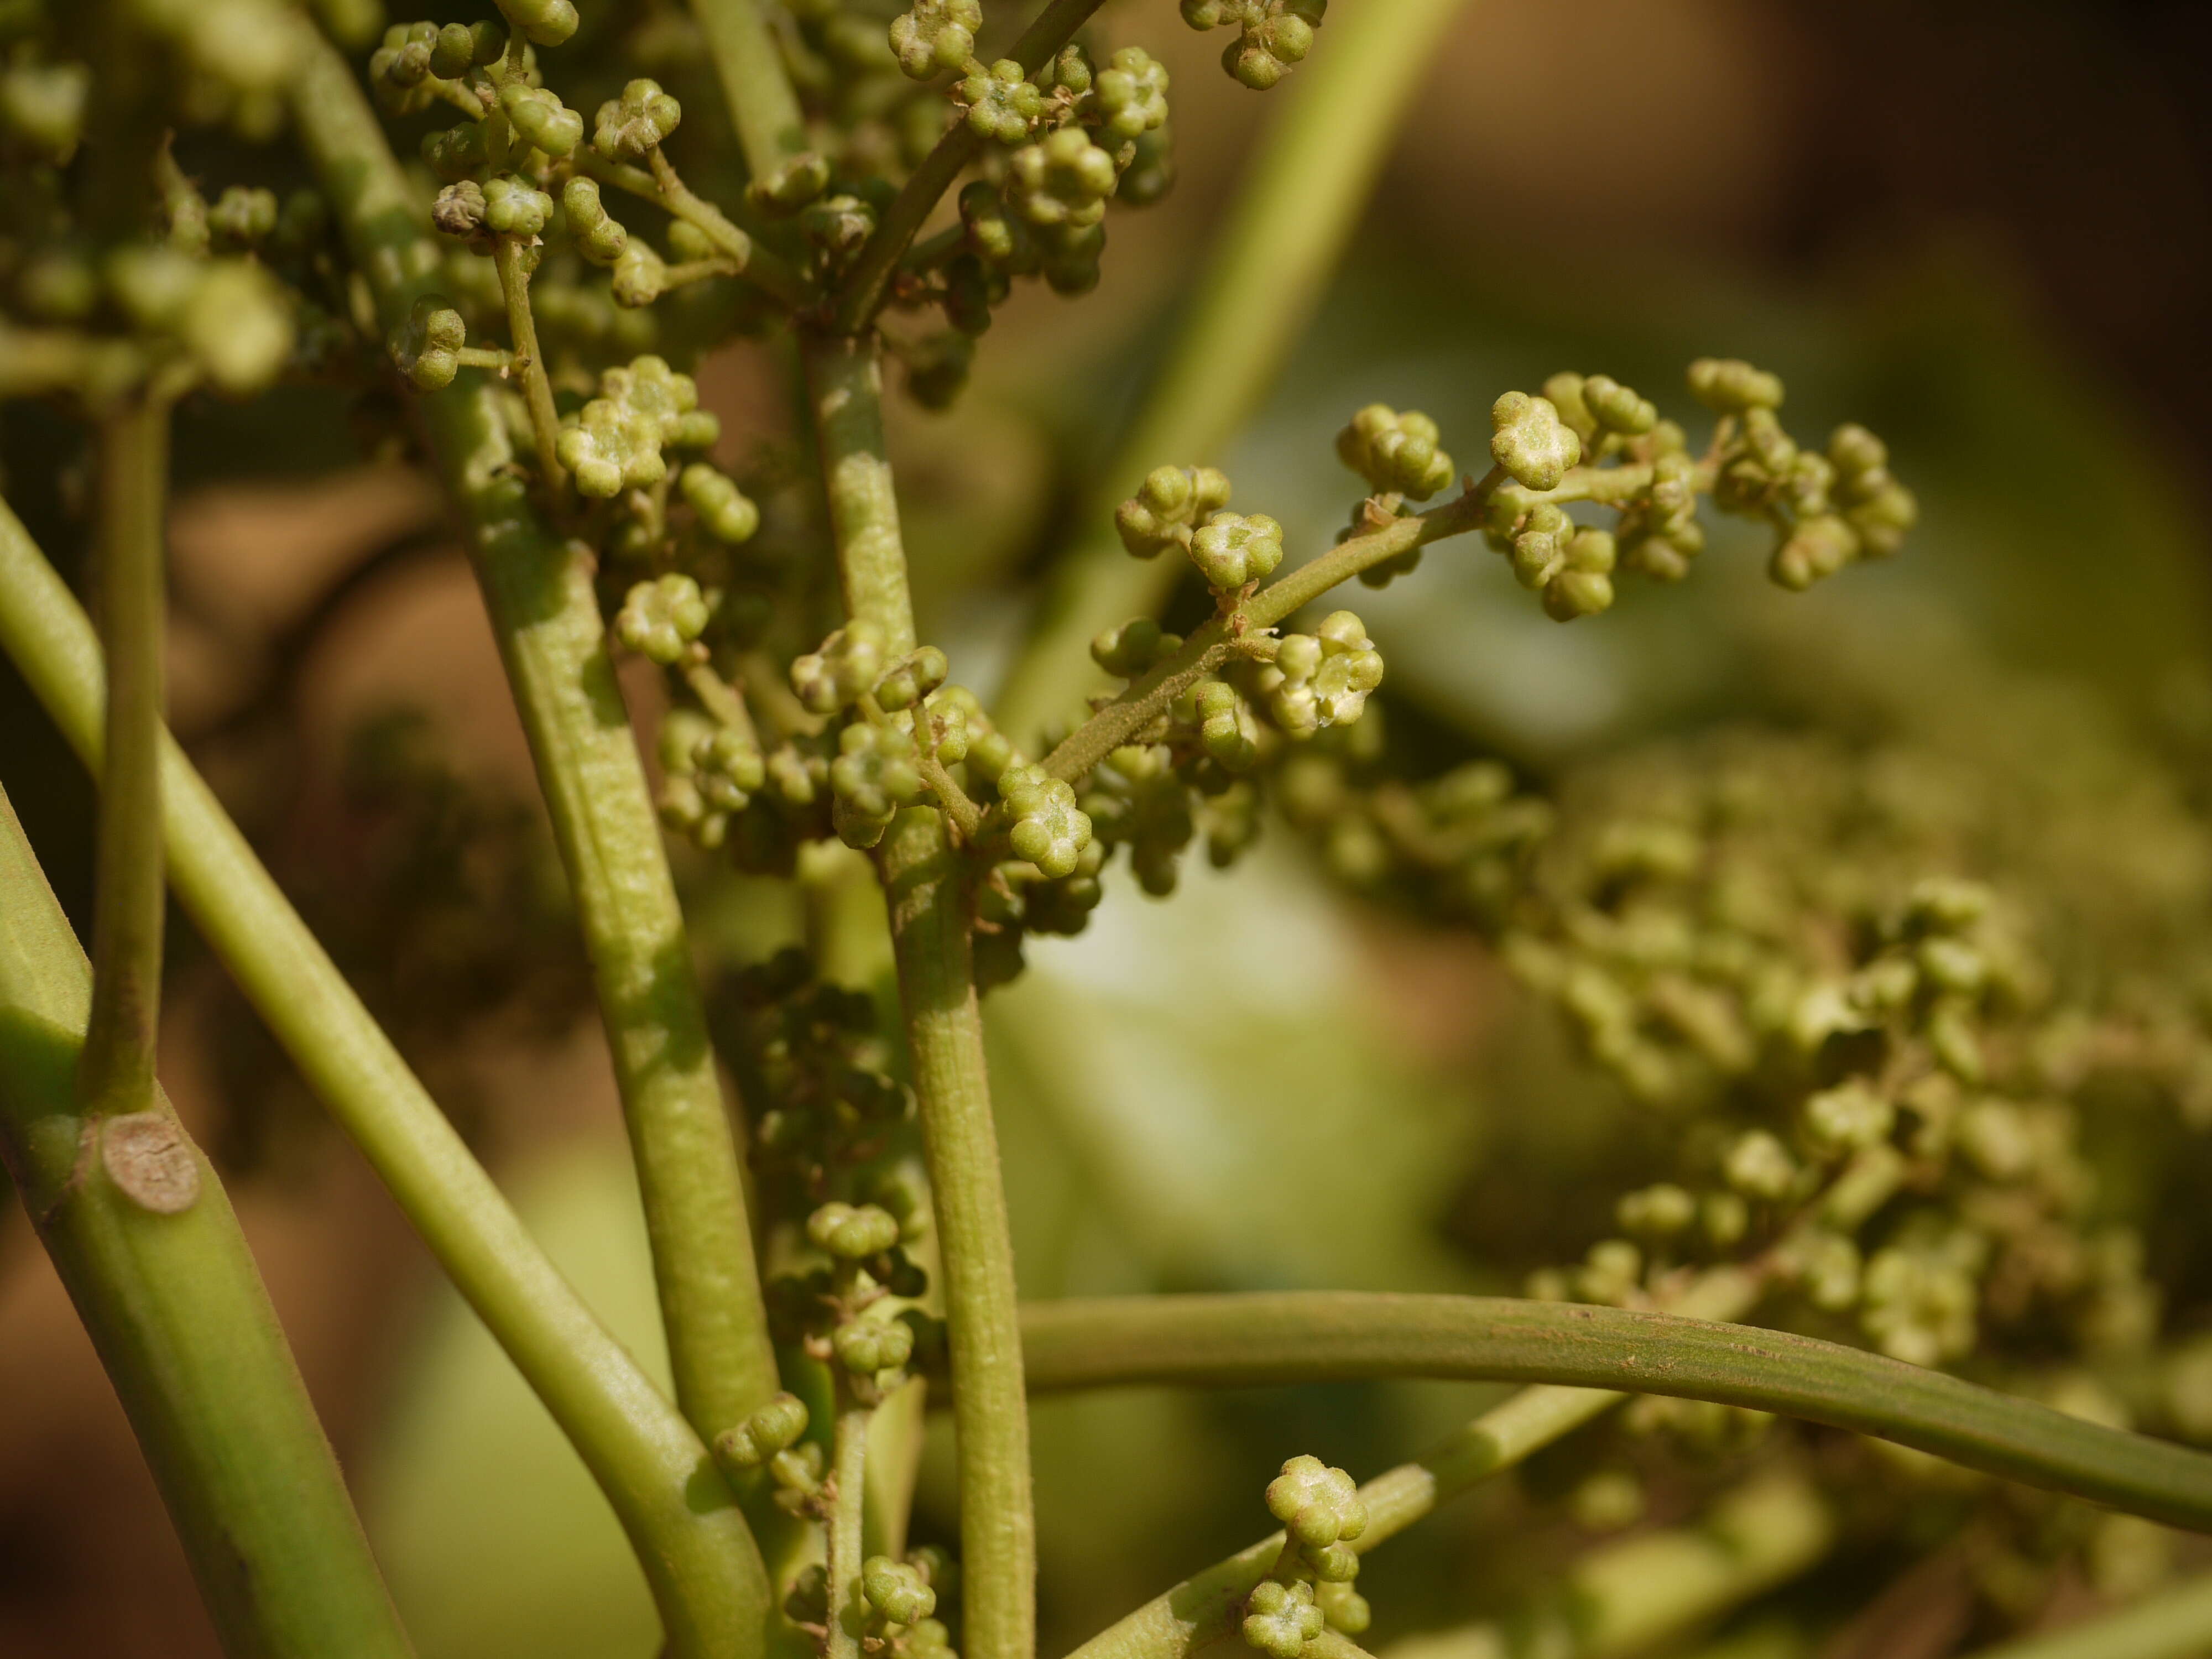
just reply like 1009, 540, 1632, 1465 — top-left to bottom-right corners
491, 237, 566, 491
0, 786, 416, 1659
1016, 1292, 2212, 1528
1396, 1475, 1834, 1659
802, 327, 1035, 1659
826, 1396, 875, 1659
1964, 1572, 2212, 1659
78, 395, 170, 1124
686, 0, 807, 178
991, 0, 1468, 744
0, 450, 766, 1659
290, 29, 781, 1446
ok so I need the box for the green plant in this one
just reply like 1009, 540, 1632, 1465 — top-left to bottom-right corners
4, 3, 2212, 1659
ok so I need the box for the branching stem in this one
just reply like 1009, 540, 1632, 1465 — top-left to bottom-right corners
802, 326, 1035, 1659
492, 237, 566, 493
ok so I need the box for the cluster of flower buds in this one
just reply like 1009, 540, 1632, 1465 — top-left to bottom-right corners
1241, 1454, 1371, 1658
1181, 0, 1328, 90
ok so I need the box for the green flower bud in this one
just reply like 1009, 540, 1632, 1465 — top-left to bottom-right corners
1094, 46, 1170, 140
831, 723, 926, 847
1316, 1580, 1370, 1636
430, 20, 504, 77
960, 59, 1043, 144
1188, 510, 1283, 589
1541, 528, 1616, 622
1582, 373, 1656, 434
888, 0, 980, 78
558, 397, 664, 496
369, 22, 439, 94
612, 242, 667, 307
1243, 1579, 1323, 1659
807, 1200, 902, 1259
1723, 1129, 1797, 1201
713, 1391, 810, 1468
594, 79, 682, 160
1000, 760, 1093, 878
862, 1556, 936, 1625
390, 293, 467, 390
1118, 125, 1176, 207
180, 260, 295, 397
792, 620, 890, 714
1335, 404, 1454, 500
0, 62, 90, 159
1490, 391, 1582, 490
421, 121, 489, 182
680, 463, 759, 544
208, 185, 279, 248
1616, 1182, 1696, 1238
1687, 356, 1784, 413
959, 180, 1037, 272
1266, 1453, 1366, 1549
107, 246, 199, 330
693, 728, 765, 811
613, 574, 709, 664
1260, 610, 1382, 735
874, 646, 950, 711
1187, 678, 1258, 771
1768, 514, 1859, 591
1091, 617, 1181, 677
1115, 463, 1234, 557
559, 177, 628, 266
1803, 1081, 1895, 1154
495, 0, 579, 49
482, 174, 552, 237
1862, 1245, 1978, 1368
1010, 127, 1119, 229
833, 1316, 916, 1376
1847, 482, 1917, 560
502, 83, 583, 157
737, 147, 826, 215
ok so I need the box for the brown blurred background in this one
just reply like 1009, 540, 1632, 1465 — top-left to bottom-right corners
3, 2, 2210, 1653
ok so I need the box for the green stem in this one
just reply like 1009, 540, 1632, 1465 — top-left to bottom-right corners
802, 327, 1035, 1659
0, 493, 769, 1659
686, 0, 807, 178
827, 1396, 875, 1659
990, 0, 1472, 743
1964, 1572, 2212, 1659
492, 236, 566, 491
1018, 1292, 2212, 1530
829, 0, 1109, 333
293, 28, 782, 1452
1404, 1475, 1834, 1659
78, 396, 170, 1124
0, 786, 416, 1659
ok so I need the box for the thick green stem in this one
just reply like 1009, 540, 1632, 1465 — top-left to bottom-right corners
1017, 1292, 2212, 1530
291, 28, 782, 1449
826, 1397, 875, 1659
802, 326, 1034, 1659
991, 0, 1470, 743
0, 494, 769, 1659
1965, 1571, 2212, 1659
0, 786, 416, 1659
492, 236, 566, 491
78, 396, 169, 1123
1401, 1475, 1834, 1659
830, 0, 1109, 333
686, 0, 807, 178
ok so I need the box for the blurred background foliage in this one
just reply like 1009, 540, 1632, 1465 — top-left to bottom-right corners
5, 0, 2212, 1654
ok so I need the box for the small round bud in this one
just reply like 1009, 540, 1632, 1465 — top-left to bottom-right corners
1687, 357, 1785, 413
713, 1391, 810, 1469
862, 1556, 936, 1625
1266, 1453, 1366, 1550
390, 293, 467, 391
1490, 391, 1582, 491
833, 1317, 916, 1376
888, 0, 981, 79
593, 79, 683, 160
1243, 1580, 1324, 1659
1188, 511, 1283, 590
495, 0, 579, 48
614, 573, 709, 665
681, 463, 759, 544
